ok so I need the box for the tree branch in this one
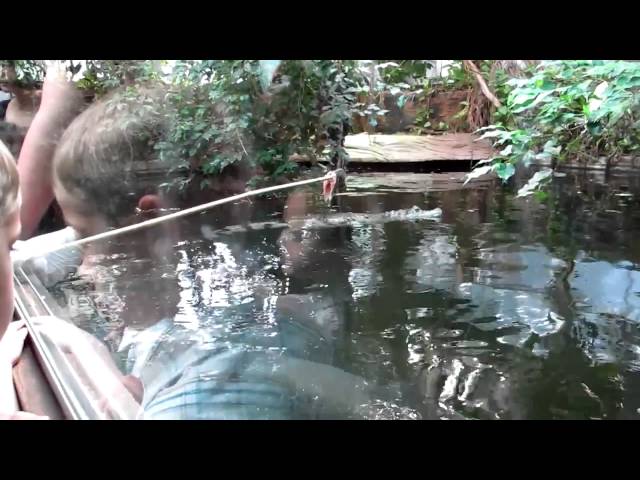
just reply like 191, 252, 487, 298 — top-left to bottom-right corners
463, 60, 502, 109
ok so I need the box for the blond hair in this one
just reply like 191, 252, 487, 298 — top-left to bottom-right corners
0, 139, 19, 222
53, 85, 176, 226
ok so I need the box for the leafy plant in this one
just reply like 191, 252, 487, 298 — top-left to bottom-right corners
159, 60, 368, 188
0, 59, 373, 190
0, 60, 46, 88
467, 61, 640, 195
354, 60, 434, 130
74, 60, 166, 96
376, 60, 433, 85
411, 105, 432, 134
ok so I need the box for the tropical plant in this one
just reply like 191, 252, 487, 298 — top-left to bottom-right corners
160, 60, 369, 187
0, 59, 372, 189
0, 60, 46, 88
467, 60, 640, 196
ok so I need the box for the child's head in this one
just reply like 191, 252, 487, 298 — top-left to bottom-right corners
53, 86, 174, 238
0, 139, 20, 338
0, 140, 20, 238
52, 86, 181, 328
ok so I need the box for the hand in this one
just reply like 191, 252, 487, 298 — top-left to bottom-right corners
0, 320, 28, 366
38, 61, 83, 121
30, 316, 111, 360
30, 316, 141, 418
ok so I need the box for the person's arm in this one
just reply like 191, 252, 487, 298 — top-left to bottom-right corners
0, 241, 14, 340
30, 316, 142, 418
0, 320, 49, 419
17, 63, 83, 239
0, 351, 19, 413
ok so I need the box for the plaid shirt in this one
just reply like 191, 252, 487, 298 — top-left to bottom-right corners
118, 300, 343, 420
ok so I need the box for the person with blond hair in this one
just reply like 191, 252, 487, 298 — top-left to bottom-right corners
0, 139, 48, 419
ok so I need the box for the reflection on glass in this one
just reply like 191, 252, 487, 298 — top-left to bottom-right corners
10, 80, 640, 419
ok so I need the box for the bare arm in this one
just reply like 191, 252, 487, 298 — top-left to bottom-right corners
17, 64, 83, 239
0, 320, 49, 419
30, 316, 141, 418
0, 241, 13, 340
0, 355, 18, 412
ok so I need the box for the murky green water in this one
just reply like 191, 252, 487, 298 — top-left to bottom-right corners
44, 168, 640, 419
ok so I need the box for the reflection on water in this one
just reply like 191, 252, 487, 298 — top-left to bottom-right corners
42, 169, 640, 419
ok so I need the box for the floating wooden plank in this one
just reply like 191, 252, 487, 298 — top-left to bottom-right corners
291, 133, 494, 164
343, 172, 496, 193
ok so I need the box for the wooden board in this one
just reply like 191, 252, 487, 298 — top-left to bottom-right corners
343, 133, 494, 163
343, 172, 496, 193
291, 133, 494, 164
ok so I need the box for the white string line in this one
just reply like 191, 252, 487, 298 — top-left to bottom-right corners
18, 170, 341, 261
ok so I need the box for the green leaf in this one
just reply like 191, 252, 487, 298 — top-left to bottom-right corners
499, 145, 513, 156
542, 140, 561, 156
512, 90, 555, 113
608, 108, 627, 126
494, 162, 515, 182
586, 121, 603, 136
474, 157, 497, 167
517, 168, 553, 197
479, 130, 507, 139
510, 91, 538, 106
475, 125, 503, 133
522, 151, 535, 167
464, 165, 493, 185
535, 79, 556, 91
533, 190, 549, 202
593, 81, 608, 98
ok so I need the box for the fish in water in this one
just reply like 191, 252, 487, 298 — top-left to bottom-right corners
200, 206, 443, 241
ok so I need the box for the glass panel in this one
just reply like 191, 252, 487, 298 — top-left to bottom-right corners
14, 268, 141, 419
9, 60, 640, 420
19, 184, 399, 419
